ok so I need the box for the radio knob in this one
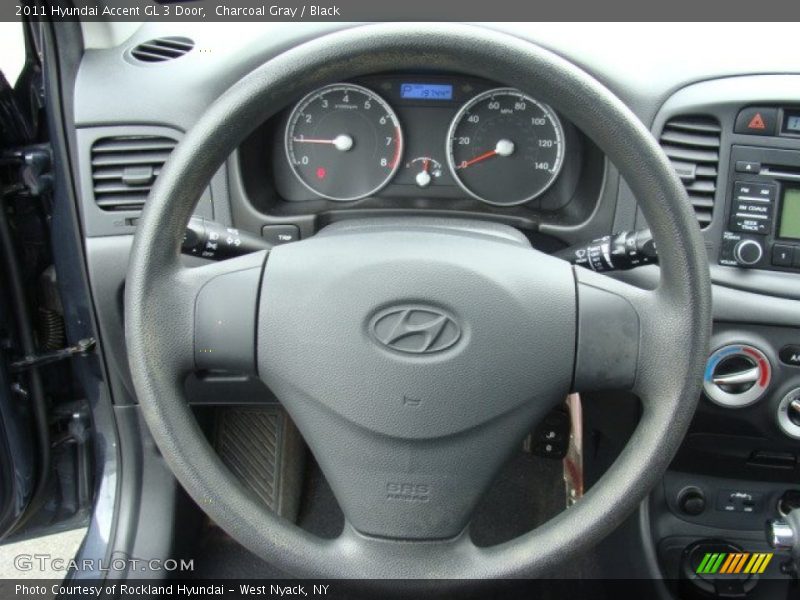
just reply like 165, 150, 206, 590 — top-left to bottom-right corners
733, 239, 764, 266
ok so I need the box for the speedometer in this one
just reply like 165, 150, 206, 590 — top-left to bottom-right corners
285, 83, 403, 201
446, 88, 565, 206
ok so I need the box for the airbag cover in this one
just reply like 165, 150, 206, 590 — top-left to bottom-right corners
258, 224, 576, 440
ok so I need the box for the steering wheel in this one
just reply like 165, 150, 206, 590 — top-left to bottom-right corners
125, 23, 711, 579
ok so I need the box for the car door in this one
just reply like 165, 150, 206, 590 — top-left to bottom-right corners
0, 16, 91, 545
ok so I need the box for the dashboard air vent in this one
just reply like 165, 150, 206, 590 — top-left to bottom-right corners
91, 136, 177, 211
130, 36, 194, 63
659, 115, 722, 228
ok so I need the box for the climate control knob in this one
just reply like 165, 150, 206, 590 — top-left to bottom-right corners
733, 239, 764, 266
778, 388, 800, 440
703, 344, 771, 408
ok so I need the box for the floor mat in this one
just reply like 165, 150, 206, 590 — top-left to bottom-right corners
215, 406, 305, 520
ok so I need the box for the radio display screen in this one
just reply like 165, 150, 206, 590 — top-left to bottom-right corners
784, 112, 800, 134
779, 187, 800, 240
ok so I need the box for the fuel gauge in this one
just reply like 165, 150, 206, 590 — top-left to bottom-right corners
406, 157, 443, 188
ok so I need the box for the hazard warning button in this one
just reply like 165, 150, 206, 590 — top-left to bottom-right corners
735, 107, 778, 136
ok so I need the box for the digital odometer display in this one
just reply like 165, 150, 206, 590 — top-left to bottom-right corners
779, 187, 800, 240
400, 83, 453, 100
285, 84, 403, 201
446, 88, 565, 206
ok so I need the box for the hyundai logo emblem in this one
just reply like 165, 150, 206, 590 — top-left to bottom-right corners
370, 305, 462, 354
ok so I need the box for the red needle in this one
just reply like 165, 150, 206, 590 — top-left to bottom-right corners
423, 158, 430, 173
458, 149, 497, 169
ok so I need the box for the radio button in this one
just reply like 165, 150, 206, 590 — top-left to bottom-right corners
780, 346, 800, 367
735, 160, 761, 174
735, 202, 771, 216
734, 181, 776, 202
730, 214, 771, 234
772, 244, 795, 267
731, 221, 769, 234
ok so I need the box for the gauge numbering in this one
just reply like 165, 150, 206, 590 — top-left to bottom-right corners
446, 88, 565, 206
285, 83, 404, 201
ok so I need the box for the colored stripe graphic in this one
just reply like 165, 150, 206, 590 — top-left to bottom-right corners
745, 553, 773, 574
730, 553, 749, 573
696, 553, 712, 573
743, 554, 759, 573
697, 552, 773, 575
719, 553, 737, 573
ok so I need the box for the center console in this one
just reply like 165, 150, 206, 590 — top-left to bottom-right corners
642, 83, 800, 596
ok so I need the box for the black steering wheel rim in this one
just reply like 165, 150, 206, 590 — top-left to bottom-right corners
125, 23, 711, 579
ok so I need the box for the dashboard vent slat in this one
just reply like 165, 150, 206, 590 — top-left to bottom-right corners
659, 144, 719, 165
684, 180, 717, 194
687, 195, 715, 209
659, 115, 722, 229
91, 136, 177, 211
91, 151, 173, 168
662, 118, 722, 134
91, 138, 176, 153
95, 196, 155, 210
659, 130, 721, 149
130, 36, 194, 63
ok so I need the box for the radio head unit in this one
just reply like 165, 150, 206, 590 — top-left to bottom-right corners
720, 145, 800, 271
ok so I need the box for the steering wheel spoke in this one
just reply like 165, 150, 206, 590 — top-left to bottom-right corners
332, 520, 481, 578
573, 267, 698, 406
138, 251, 268, 379
188, 251, 267, 374
573, 267, 650, 394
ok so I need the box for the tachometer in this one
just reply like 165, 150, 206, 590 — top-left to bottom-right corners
285, 83, 403, 201
446, 88, 565, 206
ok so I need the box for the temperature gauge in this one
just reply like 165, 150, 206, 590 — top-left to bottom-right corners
406, 157, 443, 188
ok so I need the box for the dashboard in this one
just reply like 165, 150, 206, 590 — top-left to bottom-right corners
67, 21, 800, 587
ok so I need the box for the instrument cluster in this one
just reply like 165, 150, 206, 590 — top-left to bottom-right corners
274, 74, 572, 208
